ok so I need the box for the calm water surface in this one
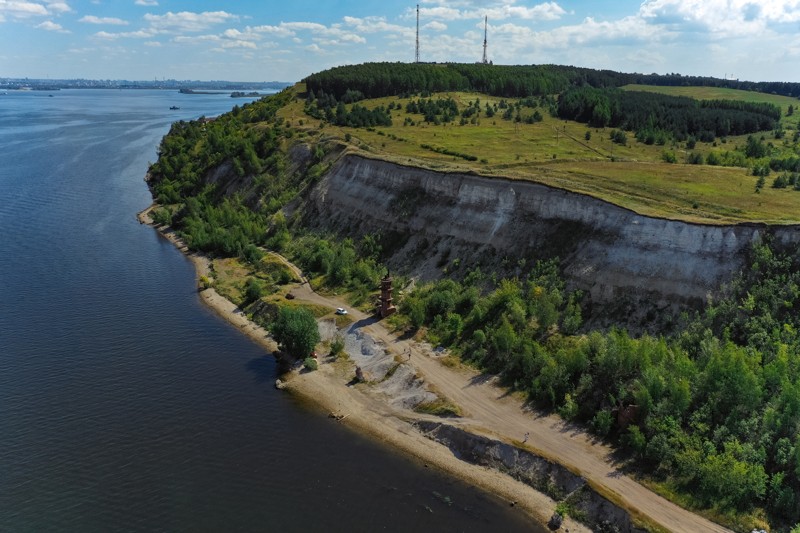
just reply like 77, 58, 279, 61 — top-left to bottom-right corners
0, 90, 539, 532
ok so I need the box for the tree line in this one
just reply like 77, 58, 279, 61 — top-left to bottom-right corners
304, 62, 800, 100
557, 86, 780, 141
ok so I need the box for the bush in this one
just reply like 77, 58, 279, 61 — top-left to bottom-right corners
592, 410, 614, 437
303, 357, 318, 371
245, 277, 265, 303
330, 335, 345, 358
686, 152, 704, 165
151, 207, 173, 226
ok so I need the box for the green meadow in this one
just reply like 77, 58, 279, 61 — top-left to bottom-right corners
282, 84, 800, 225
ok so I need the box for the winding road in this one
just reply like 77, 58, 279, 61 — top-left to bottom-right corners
272, 252, 731, 533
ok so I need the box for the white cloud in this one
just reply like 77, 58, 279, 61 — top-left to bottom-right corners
36, 19, 68, 32
343, 15, 411, 37
418, 1, 566, 22
418, 6, 461, 21
339, 33, 366, 43
306, 43, 323, 53
134, 0, 157, 5
143, 40, 161, 46
0, 0, 71, 21
173, 34, 221, 44
250, 24, 295, 38
281, 21, 327, 32
640, 0, 800, 37
222, 27, 260, 41
221, 40, 256, 49
540, 16, 656, 48
423, 20, 447, 31
80, 15, 128, 25
46, 1, 70, 14
93, 29, 152, 39
143, 11, 238, 33
0, 1, 48, 19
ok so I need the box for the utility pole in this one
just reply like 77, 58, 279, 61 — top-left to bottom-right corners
415, 4, 420, 63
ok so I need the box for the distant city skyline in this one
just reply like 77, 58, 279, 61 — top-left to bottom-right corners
2, 1, 800, 83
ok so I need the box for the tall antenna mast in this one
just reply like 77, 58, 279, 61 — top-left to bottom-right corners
415, 4, 420, 63
482, 15, 488, 64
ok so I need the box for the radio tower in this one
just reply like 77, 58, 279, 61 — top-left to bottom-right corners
415, 4, 420, 63
482, 16, 488, 64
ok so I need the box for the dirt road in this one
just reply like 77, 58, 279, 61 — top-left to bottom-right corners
282, 265, 730, 533
142, 213, 732, 531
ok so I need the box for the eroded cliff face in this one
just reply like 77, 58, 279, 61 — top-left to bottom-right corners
304, 154, 800, 329
415, 421, 648, 533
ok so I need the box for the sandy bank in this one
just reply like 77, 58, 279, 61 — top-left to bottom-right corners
137, 203, 587, 532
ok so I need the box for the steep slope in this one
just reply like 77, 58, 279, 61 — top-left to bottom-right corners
304, 153, 800, 329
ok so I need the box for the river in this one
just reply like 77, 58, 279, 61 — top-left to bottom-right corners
0, 89, 536, 532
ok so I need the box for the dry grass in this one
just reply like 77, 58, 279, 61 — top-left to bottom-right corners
210, 257, 251, 305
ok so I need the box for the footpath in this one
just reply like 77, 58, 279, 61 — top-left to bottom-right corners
277, 255, 730, 533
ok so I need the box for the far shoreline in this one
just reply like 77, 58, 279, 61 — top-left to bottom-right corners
136, 202, 587, 533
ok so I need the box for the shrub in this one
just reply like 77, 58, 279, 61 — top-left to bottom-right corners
686, 152, 704, 165
151, 207, 173, 226
330, 335, 345, 358
303, 357, 318, 371
592, 410, 614, 437
245, 277, 265, 303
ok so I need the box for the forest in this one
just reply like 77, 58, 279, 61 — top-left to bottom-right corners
304, 62, 785, 146
304, 62, 800, 100
147, 88, 307, 258
556, 86, 780, 140
392, 242, 800, 524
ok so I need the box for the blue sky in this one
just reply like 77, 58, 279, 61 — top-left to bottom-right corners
2, 1, 800, 83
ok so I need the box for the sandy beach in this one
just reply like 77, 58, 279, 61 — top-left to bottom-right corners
138, 203, 732, 533
137, 204, 586, 531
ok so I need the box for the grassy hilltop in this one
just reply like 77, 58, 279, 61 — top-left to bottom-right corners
146, 63, 800, 531
285, 64, 800, 224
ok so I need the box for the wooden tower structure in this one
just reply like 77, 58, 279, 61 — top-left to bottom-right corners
377, 273, 397, 318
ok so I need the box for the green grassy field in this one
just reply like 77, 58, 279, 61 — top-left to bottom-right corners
280, 85, 800, 225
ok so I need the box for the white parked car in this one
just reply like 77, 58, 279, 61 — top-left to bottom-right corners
335, 307, 347, 315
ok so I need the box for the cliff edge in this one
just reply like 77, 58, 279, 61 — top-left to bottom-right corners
303, 153, 800, 330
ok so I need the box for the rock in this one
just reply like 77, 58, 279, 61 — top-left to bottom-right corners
547, 512, 563, 530
309, 154, 800, 331
275, 379, 286, 390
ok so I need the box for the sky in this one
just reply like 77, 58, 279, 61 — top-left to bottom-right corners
3, 0, 800, 83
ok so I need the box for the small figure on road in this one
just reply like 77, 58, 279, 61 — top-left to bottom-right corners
523, 432, 530, 443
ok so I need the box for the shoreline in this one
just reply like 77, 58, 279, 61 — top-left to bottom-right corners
136, 203, 587, 532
